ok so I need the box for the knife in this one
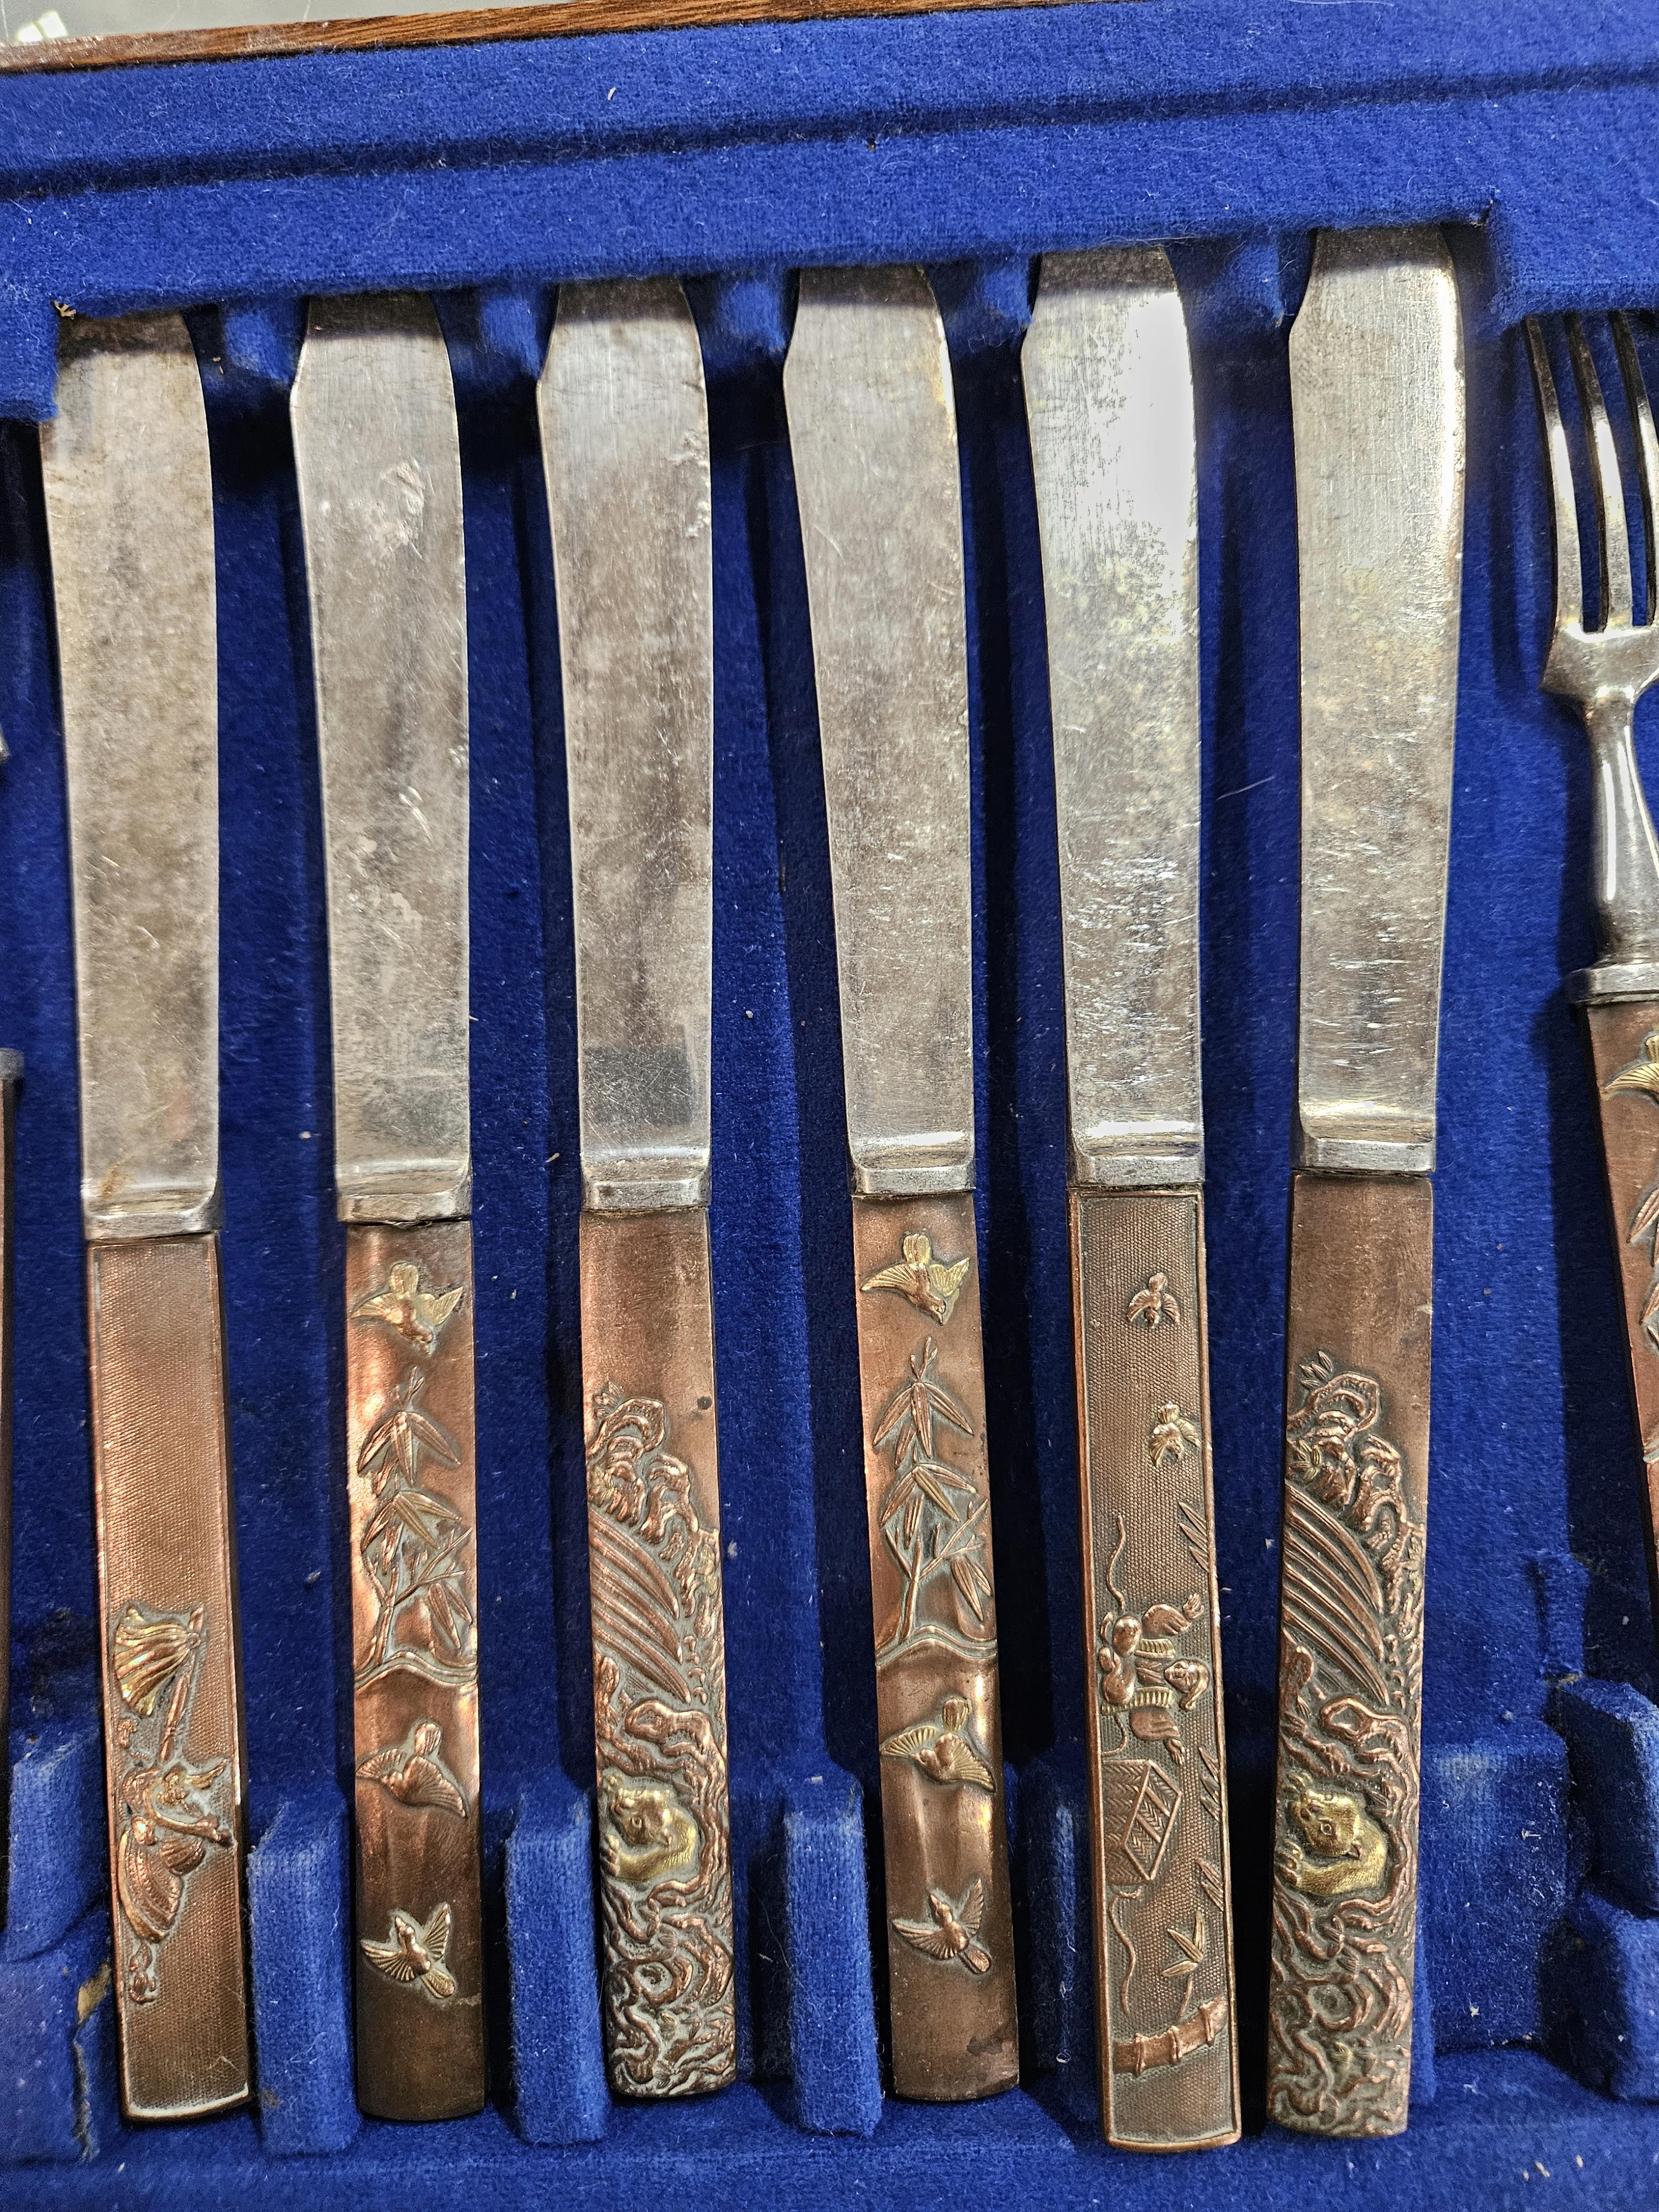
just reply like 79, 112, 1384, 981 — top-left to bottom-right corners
785, 264, 1017, 2103
1269, 228, 1464, 2138
539, 278, 737, 2100
1023, 247, 1239, 2151
291, 294, 484, 2123
39, 312, 251, 2122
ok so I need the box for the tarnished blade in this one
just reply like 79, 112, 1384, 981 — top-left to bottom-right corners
1292, 228, 1465, 1175
1025, 247, 1202, 1191
785, 264, 975, 1199
539, 278, 714, 1213
291, 293, 471, 1224
41, 314, 220, 1240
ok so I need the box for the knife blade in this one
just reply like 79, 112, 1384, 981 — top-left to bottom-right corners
39, 311, 251, 2122
1270, 227, 1464, 2139
291, 293, 484, 2124
538, 276, 737, 2099
1024, 246, 1239, 2151
785, 264, 1016, 2103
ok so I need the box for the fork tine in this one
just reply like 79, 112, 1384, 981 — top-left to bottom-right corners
1526, 319, 1585, 635
1613, 313, 1659, 627
1567, 313, 1635, 630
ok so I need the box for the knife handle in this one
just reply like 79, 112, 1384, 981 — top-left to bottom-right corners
850, 1190, 1018, 2102
1070, 1187, 1239, 2150
578, 1207, 737, 2098
88, 1230, 251, 2122
345, 1220, 484, 2121
1584, 1000, 1659, 1623
0, 1057, 17, 1907
1269, 1170, 1431, 2138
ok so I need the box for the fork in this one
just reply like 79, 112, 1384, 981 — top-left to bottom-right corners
1527, 312, 1659, 1605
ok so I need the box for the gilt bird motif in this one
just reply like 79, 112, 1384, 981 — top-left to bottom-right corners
1148, 1402, 1201, 1469
360, 1901, 457, 2001
892, 1878, 992, 1974
860, 1232, 972, 1326
356, 1719, 468, 1818
880, 1693, 995, 1792
1126, 1271, 1181, 1328
1603, 1030, 1659, 1105
351, 1262, 465, 1354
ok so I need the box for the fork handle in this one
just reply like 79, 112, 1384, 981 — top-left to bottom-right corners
1584, 1000, 1659, 1624
1573, 692, 1659, 1001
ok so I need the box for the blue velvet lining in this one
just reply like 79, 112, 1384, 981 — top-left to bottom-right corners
4, 0, 1659, 2194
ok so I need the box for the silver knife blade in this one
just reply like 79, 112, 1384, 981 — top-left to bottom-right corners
41, 314, 219, 1239
1023, 247, 1202, 1190
291, 293, 469, 1223
539, 278, 713, 1213
784, 265, 974, 1197
1292, 228, 1464, 1172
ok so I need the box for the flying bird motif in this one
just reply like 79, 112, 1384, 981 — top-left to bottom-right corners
351, 1261, 466, 1354
1148, 1402, 1201, 1469
860, 1232, 972, 1326
892, 1879, 992, 1974
1126, 1271, 1181, 1328
880, 1693, 995, 1792
1603, 1030, 1659, 1104
356, 1719, 467, 1818
361, 1902, 457, 2001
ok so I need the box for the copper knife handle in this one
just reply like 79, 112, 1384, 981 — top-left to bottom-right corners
88, 1230, 251, 2121
850, 1190, 1017, 2101
0, 1055, 17, 1906
1269, 1170, 1431, 2138
1070, 1187, 1238, 2149
578, 1207, 737, 2098
345, 1219, 484, 2121
1585, 1001, 1659, 1620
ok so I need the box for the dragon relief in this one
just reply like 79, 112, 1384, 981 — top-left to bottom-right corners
109, 1601, 233, 2007
1271, 1349, 1423, 2136
586, 1384, 735, 2097
1093, 1505, 1229, 2081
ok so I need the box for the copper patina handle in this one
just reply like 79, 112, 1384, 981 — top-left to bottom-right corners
1070, 1186, 1239, 2150
1269, 1170, 1431, 2138
346, 1219, 484, 2121
851, 1189, 1017, 2102
88, 1230, 251, 2121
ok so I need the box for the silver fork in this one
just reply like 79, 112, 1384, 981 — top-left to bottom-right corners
1528, 311, 1659, 1580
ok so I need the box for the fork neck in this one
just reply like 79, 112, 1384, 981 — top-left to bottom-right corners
1574, 687, 1659, 1004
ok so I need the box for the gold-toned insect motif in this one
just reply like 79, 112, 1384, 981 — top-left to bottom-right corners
361, 1903, 457, 2002
880, 1693, 995, 1791
1126, 1272, 1182, 1328
861, 1231, 973, 1326
892, 1879, 993, 1974
1148, 1403, 1201, 1469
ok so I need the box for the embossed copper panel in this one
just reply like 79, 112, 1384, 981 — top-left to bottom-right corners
1270, 1171, 1431, 2138
0, 1058, 17, 1897
1071, 1189, 1238, 2150
578, 1208, 736, 2096
1585, 1001, 1659, 1624
851, 1191, 1016, 2101
346, 1220, 484, 2121
88, 1234, 249, 2121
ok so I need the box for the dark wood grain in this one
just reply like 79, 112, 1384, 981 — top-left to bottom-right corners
0, 0, 1132, 74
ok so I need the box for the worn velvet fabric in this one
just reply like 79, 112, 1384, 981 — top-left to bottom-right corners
4, 1, 1659, 2201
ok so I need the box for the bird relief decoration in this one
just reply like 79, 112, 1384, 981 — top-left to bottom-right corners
109, 1600, 233, 2007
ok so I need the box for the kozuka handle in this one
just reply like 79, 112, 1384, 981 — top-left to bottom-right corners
345, 1220, 484, 2122
1584, 1000, 1659, 1624
851, 1190, 1017, 2102
88, 1230, 251, 2121
1269, 1170, 1431, 2138
578, 1207, 737, 2099
1070, 1187, 1238, 2150
0, 1055, 18, 1907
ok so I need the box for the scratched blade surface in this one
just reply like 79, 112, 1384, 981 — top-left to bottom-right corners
539, 278, 713, 1214
1292, 228, 1465, 1174
784, 266, 975, 1198
291, 293, 470, 1223
40, 314, 220, 1239
1024, 248, 1202, 1191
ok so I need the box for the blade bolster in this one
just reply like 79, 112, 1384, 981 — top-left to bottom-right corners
85, 1182, 223, 1243
849, 1134, 973, 1201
